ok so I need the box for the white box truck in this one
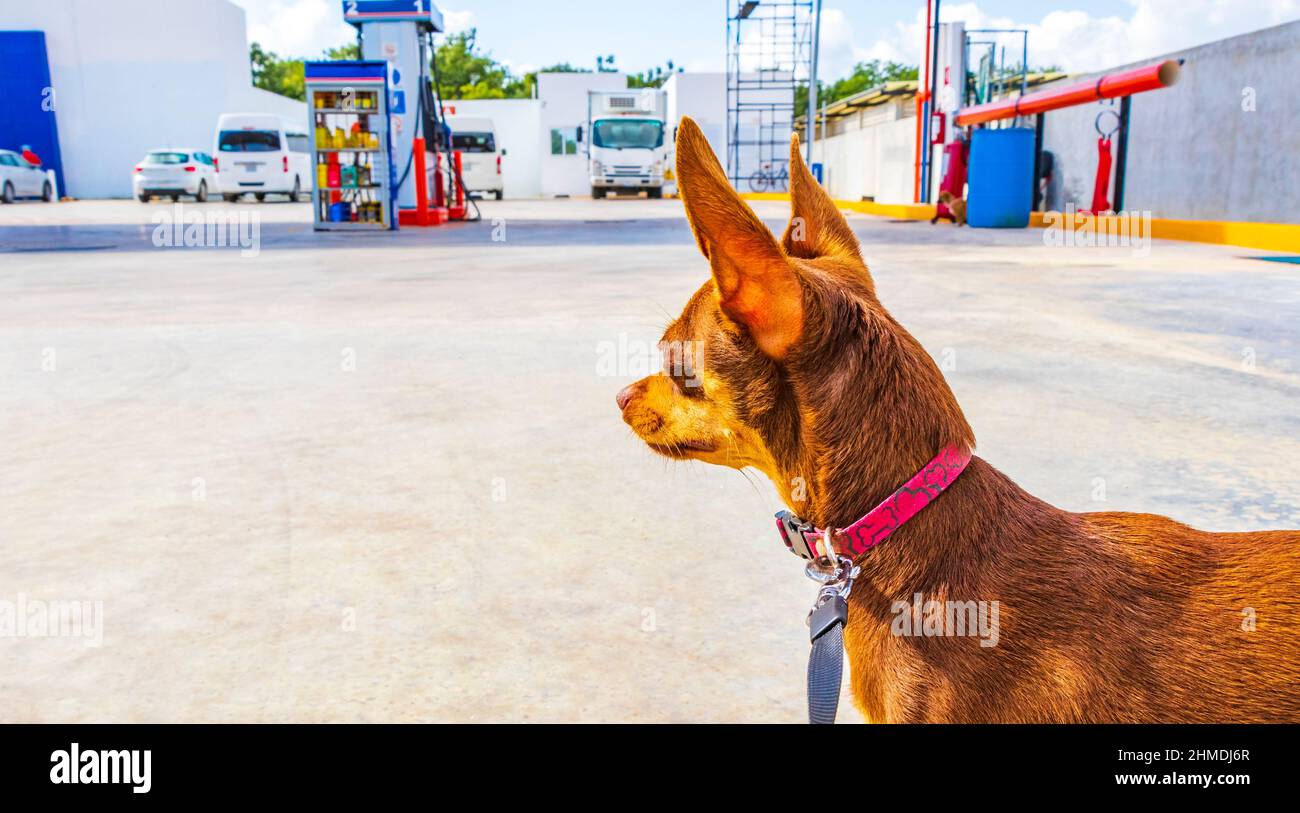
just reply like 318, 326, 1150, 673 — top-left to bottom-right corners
583, 89, 668, 199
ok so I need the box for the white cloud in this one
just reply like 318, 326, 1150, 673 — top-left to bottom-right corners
230, 0, 1300, 79
500, 59, 539, 76
230, 1, 478, 57
858, 0, 1300, 75
816, 8, 873, 81
232, 0, 354, 57
441, 9, 476, 36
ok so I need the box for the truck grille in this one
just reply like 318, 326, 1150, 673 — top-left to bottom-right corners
611, 165, 646, 175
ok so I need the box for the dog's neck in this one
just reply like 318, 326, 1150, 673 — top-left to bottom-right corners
785, 312, 976, 531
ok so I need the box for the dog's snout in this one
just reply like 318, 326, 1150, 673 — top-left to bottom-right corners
616, 384, 635, 411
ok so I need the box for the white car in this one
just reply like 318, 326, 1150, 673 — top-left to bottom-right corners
448, 117, 504, 200
0, 149, 54, 203
215, 113, 312, 202
133, 149, 218, 202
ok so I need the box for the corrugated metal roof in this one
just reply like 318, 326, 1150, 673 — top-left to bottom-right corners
796, 72, 1071, 127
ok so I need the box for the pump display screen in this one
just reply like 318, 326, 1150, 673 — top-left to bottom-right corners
592, 119, 664, 149
219, 131, 282, 152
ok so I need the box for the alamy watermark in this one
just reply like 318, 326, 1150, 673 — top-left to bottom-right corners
596, 333, 703, 387
50, 743, 150, 793
151, 203, 260, 257
891, 592, 1000, 648
0, 593, 103, 647
1042, 204, 1152, 257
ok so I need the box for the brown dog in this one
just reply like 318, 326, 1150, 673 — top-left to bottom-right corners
617, 116, 1300, 723
932, 190, 966, 225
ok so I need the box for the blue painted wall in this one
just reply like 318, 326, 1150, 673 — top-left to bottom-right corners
0, 31, 64, 193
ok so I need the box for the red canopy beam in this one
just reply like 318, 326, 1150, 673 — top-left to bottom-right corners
954, 60, 1181, 127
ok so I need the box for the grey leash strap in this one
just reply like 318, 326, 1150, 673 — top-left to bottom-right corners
807, 602, 846, 724
804, 560, 857, 725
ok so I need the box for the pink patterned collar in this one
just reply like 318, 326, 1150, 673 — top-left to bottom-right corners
775, 445, 972, 562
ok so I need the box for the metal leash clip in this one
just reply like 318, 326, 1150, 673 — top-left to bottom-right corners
776, 512, 860, 723
806, 555, 859, 643
804, 555, 858, 725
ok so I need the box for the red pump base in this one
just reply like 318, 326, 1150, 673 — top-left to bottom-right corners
397, 138, 467, 228
398, 206, 448, 226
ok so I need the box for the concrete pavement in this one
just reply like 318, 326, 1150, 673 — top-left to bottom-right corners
1, 197, 1297, 722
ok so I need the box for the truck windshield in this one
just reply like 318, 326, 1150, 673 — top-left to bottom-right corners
219, 131, 282, 152
592, 119, 663, 149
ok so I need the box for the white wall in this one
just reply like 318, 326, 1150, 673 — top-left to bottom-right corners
663, 72, 726, 159
537, 71, 628, 197
444, 99, 542, 198
811, 105, 917, 204
0, 0, 306, 198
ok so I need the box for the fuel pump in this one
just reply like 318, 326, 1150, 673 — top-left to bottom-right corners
342, 1, 443, 213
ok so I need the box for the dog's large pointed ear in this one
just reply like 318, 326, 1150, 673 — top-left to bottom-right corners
781, 133, 862, 261
675, 117, 802, 359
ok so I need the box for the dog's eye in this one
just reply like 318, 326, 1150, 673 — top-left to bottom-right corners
659, 341, 678, 376
660, 340, 704, 396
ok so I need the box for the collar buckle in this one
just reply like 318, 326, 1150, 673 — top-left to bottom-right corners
775, 509, 820, 561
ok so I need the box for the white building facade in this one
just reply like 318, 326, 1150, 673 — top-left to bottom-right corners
0, 0, 307, 198
809, 97, 918, 205
444, 98, 543, 199
446, 71, 732, 199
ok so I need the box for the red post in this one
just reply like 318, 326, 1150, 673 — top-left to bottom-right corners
454, 150, 464, 212
412, 136, 429, 227
433, 153, 445, 209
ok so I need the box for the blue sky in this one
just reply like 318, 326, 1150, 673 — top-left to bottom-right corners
232, 0, 1300, 79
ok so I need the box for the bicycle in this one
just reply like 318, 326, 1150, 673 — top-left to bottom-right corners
747, 162, 789, 193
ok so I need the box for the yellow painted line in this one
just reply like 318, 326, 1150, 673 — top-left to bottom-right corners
744, 192, 1299, 252
1029, 211, 1300, 253
840, 200, 936, 220
742, 192, 935, 220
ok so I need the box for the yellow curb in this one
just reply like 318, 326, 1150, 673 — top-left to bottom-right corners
1030, 211, 1299, 254
742, 192, 936, 221
743, 192, 1299, 252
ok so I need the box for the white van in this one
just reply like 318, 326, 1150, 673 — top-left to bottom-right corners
214, 113, 312, 202
447, 116, 504, 200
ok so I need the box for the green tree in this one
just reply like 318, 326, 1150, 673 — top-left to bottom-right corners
249, 32, 646, 104
797, 59, 920, 112
250, 41, 306, 101
249, 41, 362, 101
504, 62, 588, 99
433, 29, 518, 99
432, 30, 587, 99
324, 42, 361, 61
628, 61, 683, 89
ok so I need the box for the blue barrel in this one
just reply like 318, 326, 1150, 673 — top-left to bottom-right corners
966, 127, 1035, 228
